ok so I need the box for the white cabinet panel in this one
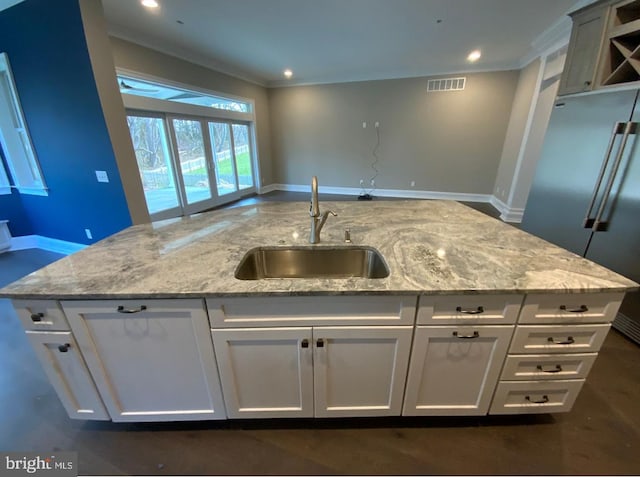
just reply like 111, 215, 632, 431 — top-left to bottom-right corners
403, 325, 513, 416
417, 294, 523, 325
26, 331, 108, 420
509, 324, 610, 354
501, 353, 597, 381
490, 380, 585, 414
13, 300, 69, 331
62, 299, 226, 422
212, 327, 313, 418
206, 295, 417, 327
313, 326, 412, 417
518, 293, 623, 324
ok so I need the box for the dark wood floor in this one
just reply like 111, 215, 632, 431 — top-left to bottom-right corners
1, 194, 638, 475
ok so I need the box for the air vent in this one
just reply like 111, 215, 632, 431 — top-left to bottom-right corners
427, 77, 466, 92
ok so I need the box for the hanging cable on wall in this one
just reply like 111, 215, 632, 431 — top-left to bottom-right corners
359, 123, 380, 200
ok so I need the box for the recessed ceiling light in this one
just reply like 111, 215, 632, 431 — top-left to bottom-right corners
467, 50, 481, 62
283, 69, 293, 79
141, 0, 159, 8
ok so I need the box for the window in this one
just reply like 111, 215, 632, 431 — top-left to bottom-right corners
0, 149, 10, 195
120, 71, 259, 220
0, 53, 47, 196
118, 75, 251, 113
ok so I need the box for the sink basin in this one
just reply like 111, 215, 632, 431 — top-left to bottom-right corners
235, 246, 390, 280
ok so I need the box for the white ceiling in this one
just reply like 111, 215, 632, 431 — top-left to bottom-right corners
102, 0, 580, 87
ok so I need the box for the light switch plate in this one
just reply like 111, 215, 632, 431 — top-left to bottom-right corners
95, 170, 109, 183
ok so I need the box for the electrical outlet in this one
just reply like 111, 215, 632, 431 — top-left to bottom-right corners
370, 179, 375, 187
85, 229, 93, 240
362, 121, 367, 128
410, 181, 416, 187
359, 179, 364, 186
374, 121, 380, 128
95, 170, 109, 183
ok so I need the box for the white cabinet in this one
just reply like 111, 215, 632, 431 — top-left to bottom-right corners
490, 293, 619, 415
213, 325, 413, 418
13, 299, 70, 331
26, 331, 109, 420
402, 325, 513, 416
313, 326, 413, 417
62, 299, 226, 422
212, 327, 314, 418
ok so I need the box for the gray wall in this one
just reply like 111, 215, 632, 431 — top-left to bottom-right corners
493, 59, 541, 204
268, 71, 519, 194
80, 0, 150, 225
108, 36, 273, 186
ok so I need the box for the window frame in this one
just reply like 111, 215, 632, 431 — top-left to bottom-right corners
0, 52, 48, 196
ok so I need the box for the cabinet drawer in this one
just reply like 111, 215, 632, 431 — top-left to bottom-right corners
13, 299, 69, 331
417, 294, 523, 325
489, 380, 585, 414
509, 324, 610, 354
519, 293, 623, 324
206, 295, 417, 327
501, 353, 597, 381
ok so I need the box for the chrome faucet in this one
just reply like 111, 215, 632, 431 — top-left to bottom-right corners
309, 176, 336, 244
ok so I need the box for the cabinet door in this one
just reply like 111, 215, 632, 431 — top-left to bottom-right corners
212, 327, 313, 418
403, 326, 513, 416
26, 331, 109, 420
559, 4, 608, 95
62, 299, 226, 422
313, 326, 413, 417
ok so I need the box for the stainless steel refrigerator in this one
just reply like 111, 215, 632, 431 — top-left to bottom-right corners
521, 88, 640, 344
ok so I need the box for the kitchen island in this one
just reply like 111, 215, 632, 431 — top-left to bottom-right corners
1, 200, 637, 422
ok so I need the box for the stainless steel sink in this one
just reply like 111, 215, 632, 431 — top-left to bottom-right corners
235, 246, 390, 280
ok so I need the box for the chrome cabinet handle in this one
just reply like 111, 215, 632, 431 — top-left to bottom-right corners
583, 122, 625, 228
455, 306, 484, 314
537, 364, 563, 373
592, 121, 637, 232
547, 336, 575, 345
453, 331, 480, 339
30, 312, 44, 322
117, 305, 147, 314
526, 395, 549, 404
560, 305, 589, 313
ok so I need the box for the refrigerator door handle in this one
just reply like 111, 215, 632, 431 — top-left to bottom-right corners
592, 121, 637, 232
583, 122, 626, 228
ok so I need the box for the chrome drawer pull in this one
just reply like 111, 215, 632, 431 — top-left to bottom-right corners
453, 331, 479, 339
525, 395, 549, 404
547, 336, 574, 345
117, 305, 147, 314
536, 364, 563, 373
455, 306, 484, 314
559, 305, 589, 313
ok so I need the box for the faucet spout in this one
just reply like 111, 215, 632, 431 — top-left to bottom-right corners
309, 176, 336, 244
310, 176, 320, 217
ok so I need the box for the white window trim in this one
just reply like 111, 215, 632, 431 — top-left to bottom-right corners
0, 52, 47, 196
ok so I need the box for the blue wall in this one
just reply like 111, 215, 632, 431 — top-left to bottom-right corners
0, 0, 132, 244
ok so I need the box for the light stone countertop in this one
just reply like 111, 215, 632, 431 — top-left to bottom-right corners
0, 200, 637, 299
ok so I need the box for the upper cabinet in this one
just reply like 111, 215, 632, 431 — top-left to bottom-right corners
559, 0, 640, 95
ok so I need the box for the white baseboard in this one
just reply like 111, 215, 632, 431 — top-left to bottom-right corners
490, 196, 524, 223
263, 183, 494, 203
258, 183, 278, 194
10, 235, 86, 255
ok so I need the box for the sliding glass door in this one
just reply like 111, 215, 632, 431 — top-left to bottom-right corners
127, 112, 256, 220
126, 114, 181, 220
